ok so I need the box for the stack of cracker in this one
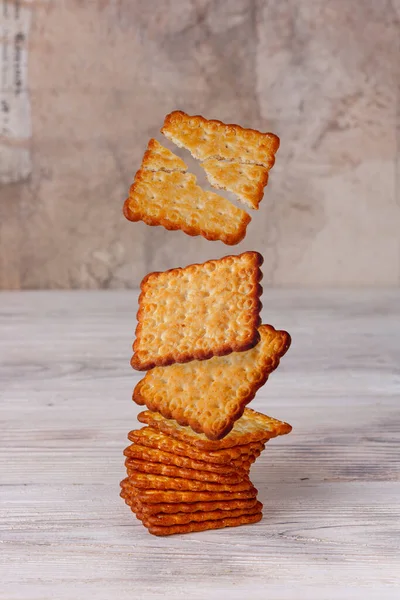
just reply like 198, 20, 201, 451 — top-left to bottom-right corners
120, 408, 291, 536
120, 251, 292, 536
121, 112, 291, 536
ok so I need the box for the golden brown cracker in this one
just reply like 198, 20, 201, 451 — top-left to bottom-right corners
128, 427, 264, 464
161, 111, 279, 167
201, 159, 270, 210
142, 138, 187, 172
137, 407, 292, 451
123, 139, 250, 246
134, 324, 291, 439
131, 251, 263, 371
146, 512, 263, 536
126, 471, 253, 493
131, 486, 257, 504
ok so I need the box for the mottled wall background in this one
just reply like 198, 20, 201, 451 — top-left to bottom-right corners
0, 0, 399, 289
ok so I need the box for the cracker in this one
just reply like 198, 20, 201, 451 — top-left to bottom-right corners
146, 512, 262, 536
134, 324, 291, 439
142, 137, 187, 172
138, 407, 292, 451
126, 472, 254, 493
123, 139, 250, 246
127, 486, 257, 504
131, 251, 263, 371
125, 457, 246, 484
201, 159, 270, 210
161, 111, 279, 167
123, 443, 246, 476
128, 427, 264, 464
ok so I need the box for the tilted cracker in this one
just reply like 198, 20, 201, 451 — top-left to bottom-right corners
138, 407, 292, 451
131, 251, 263, 371
128, 427, 265, 464
126, 471, 254, 493
125, 457, 246, 484
123, 138, 250, 246
161, 111, 279, 167
201, 159, 270, 210
146, 512, 262, 536
120, 478, 258, 515
123, 443, 246, 476
134, 324, 291, 439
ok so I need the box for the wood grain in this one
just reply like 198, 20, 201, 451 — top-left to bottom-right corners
0, 290, 399, 599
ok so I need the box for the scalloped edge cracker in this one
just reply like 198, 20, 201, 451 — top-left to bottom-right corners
131, 251, 263, 371
138, 407, 292, 451
134, 324, 291, 440
201, 159, 270, 210
123, 138, 250, 246
161, 111, 279, 166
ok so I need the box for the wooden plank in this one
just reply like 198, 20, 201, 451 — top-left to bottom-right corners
0, 290, 399, 599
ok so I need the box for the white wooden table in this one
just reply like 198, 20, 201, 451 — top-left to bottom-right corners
1, 290, 399, 600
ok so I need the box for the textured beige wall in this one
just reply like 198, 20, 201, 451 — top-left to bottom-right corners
0, 0, 399, 289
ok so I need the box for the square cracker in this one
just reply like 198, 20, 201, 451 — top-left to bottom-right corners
131, 251, 263, 371
126, 472, 254, 493
126, 486, 258, 505
134, 324, 291, 440
145, 513, 262, 536
123, 138, 250, 246
140, 503, 263, 528
128, 427, 265, 464
201, 159, 270, 210
138, 407, 292, 451
161, 111, 279, 167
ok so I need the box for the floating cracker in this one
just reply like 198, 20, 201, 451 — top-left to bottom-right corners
128, 427, 265, 464
138, 407, 292, 451
123, 443, 246, 477
123, 139, 250, 246
131, 251, 263, 371
146, 512, 262, 536
125, 457, 246, 484
201, 159, 270, 210
134, 324, 291, 440
120, 478, 258, 515
161, 111, 279, 167
126, 472, 253, 493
